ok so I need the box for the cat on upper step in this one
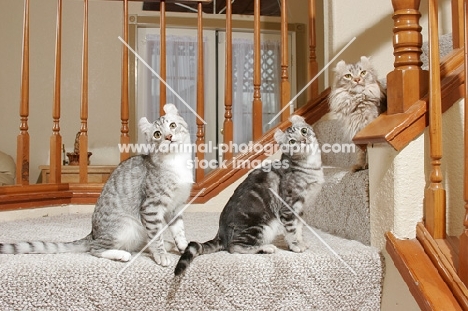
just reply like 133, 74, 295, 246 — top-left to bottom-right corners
174, 115, 324, 276
0, 104, 193, 267
329, 56, 387, 171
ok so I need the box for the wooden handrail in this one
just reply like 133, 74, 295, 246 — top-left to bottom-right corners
424, 0, 447, 239
195, 1, 205, 182
2, 0, 321, 208
120, 0, 130, 162
17, 0, 30, 185
223, 0, 234, 162
50, 0, 63, 184
452, 0, 464, 49
308, 0, 319, 101
280, 0, 290, 122
459, 0, 468, 286
387, 0, 428, 115
79, 0, 89, 184
252, 0, 262, 141
159, 0, 166, 117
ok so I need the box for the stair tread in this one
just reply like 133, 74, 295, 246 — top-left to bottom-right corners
0, 212, 382, 310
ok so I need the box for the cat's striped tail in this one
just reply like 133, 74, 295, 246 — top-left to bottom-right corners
174, 236, 223, 276
0, 234, 92, 254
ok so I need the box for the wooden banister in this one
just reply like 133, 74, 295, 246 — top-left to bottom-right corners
50, 0, 63, 184
195, 1, 205, 182
17, 0, 30, 185
223, 0, 233, 161
159, 0, 167, 117
308, 0, 319, 101
120, 0, 130, 162
452, 0, 464, 49
424, 0, 446, 239
459, 0, 468, 285
252, 0, 262, 140
79, 0, 89, 183
280, 0, 290, 122
387, 0, 428, 114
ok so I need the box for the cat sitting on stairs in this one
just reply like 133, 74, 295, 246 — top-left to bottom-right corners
174, 115, 324, 276
0, 104, 193, 267
328, 56, 387, 171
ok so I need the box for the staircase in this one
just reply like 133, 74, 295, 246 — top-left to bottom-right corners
0, 118, 383, 310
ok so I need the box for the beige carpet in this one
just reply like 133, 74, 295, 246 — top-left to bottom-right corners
0, 212, 383, 310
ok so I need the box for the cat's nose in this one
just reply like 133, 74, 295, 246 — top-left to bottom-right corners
354, 78, 361, 83
165, 134, 173, 141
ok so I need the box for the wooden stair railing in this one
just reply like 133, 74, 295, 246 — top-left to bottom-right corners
425, 0, 446, 239
376, 0, 468, 309
0, 0, 325, 209
459, 0, 468, 287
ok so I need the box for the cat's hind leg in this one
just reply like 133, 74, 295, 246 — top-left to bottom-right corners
90, 248, 132, 262
227, 225, 278, 254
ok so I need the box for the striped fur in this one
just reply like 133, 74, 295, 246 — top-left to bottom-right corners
174, 115, 324, 275
328, 56, 387, 171
0, 104, 193, 267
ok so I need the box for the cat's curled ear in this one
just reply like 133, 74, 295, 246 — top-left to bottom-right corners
289, 115, 305, 125
163, 103, 179, 116
335, 60, 347, 72
274, 129, 285, 144
139, 117, 153, 140
359, 56, 372, 69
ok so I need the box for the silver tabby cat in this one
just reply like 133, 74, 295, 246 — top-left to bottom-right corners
0, 104, 193, 267
174, 115, 324, 275
329, 56, 387, 171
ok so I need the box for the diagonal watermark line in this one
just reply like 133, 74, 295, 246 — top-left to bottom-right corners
117, 188, 206, 277
268, 188, 357, 276
268, 36, 357, 125
118, 36, 207, 125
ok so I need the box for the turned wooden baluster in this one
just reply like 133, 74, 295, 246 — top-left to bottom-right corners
452, 0, 464, 49
308, 0, 319, 101
387, 0, 428, 114
79, 0, 89, 183
120, 0, 130, 162
458, 0, 468, 285
252, 0, 262, 140
424, 0, 446, 239
159, 0, 167, 116
280, 0, 290, 122
16, 0, 30, 185
223, 0, 233, 161
49, 0, 63, 184
195, 1, 205, 182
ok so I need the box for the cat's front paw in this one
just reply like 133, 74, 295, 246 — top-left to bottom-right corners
153, 253, 171, 266
289, 242, 308, 253
259, 244, 278, 254
176, 240, 188, 253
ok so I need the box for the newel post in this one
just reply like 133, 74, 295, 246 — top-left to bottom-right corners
387, 0, 428, 114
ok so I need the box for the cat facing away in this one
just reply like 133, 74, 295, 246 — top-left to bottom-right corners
0, 104, 193, 267
328, 56, 387, 171
174, 115, 324, 276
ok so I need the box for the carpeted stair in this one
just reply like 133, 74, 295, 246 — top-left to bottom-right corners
0, 213, 383, 310
307, 119, 371, 245
0, 118, 384, 310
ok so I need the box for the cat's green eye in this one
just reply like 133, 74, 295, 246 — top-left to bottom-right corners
153, 131, 162, 139
289, 139, 296, 145
301, 128, 308, 136
169, 122, 177, 129
360, 70, 367, 76
344, 73, 352, 79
